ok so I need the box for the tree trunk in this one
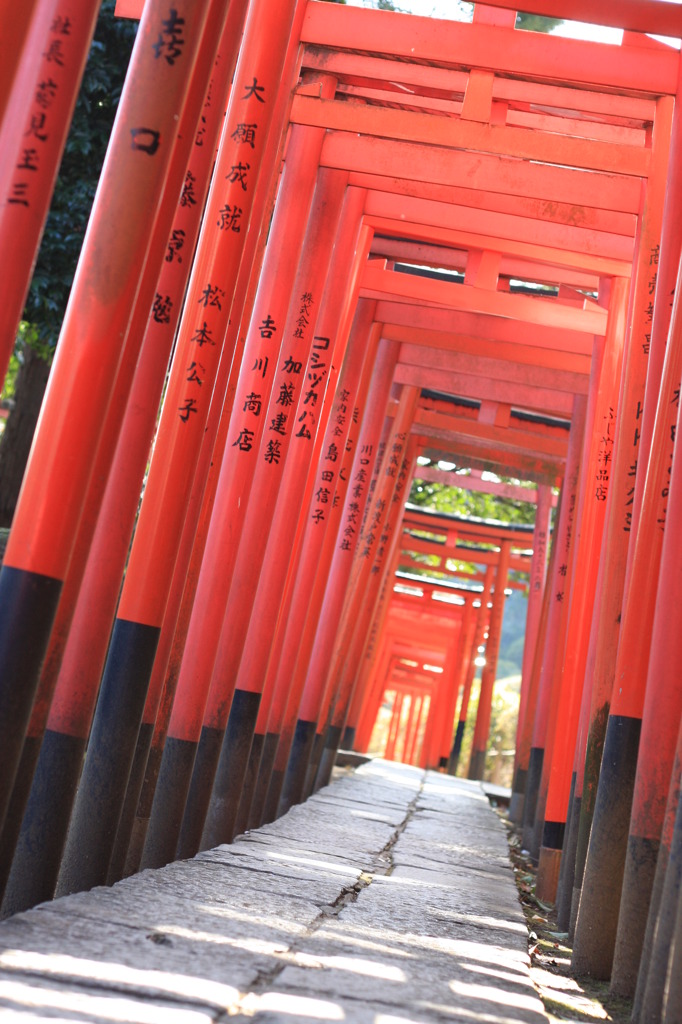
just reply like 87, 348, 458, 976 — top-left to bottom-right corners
0, 346, 51, 529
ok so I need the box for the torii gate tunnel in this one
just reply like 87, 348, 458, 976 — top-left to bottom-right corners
2, 0, 682, 1015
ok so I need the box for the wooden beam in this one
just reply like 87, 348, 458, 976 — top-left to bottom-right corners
336, 84, 648, 149
402, 508, 536, 545
301, 2, 679, 94
412, 430, 565, 482
363, 188, 634, 261
302, 45, 657, 121
368, 236, 602, 291
458, 0, 682, 38
291, 94, 651, 178
378, 302, 596, 363
397, 342, 590, 393
321, 132, 642, 215
365, 213, 632, 279
362, 263, 608, 335
358, 174, 636, 240
394, 362, 576, 417
411, 464, 558, 506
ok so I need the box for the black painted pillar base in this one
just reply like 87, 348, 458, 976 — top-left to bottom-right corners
313, 725, 342, 794
264, 767, 285, 824
447, 720, 465, 775
0, 566, 62, 831
2, 729, 86, 917
557, 787, 580, 931
610, 834, 659, 997
0, 735, 43, 902
141, 733, 206, 870
522, 745, 544, 854
249, 731, 279, 830
278, 719, 317, 817
56, 618, 160, 897
125, 741, 164, 877
509, 765, 527, 824
107, 721, 154, 885
233, 731, 265, 838
572, 715, 641, 980
467, 747, 486, 781
200, 689, 261, 851
341, 725, 356, 751
636, 796, 681, 1024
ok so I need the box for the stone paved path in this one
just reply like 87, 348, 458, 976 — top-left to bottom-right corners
0, 761, 548, 1023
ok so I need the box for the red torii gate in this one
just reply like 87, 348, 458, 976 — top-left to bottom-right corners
1, 0, 682, 1015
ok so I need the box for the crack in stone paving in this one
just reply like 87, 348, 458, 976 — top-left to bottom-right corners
222, 772, 426, 1019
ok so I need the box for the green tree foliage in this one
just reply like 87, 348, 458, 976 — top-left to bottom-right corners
409, 475, 537, 526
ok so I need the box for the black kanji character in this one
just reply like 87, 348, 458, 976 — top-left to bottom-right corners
282, 355, 302, 374
231, 123, 258, 148
226, 162, 249, 191
24, 113, 48, 142
232, 428, 255, 452
152, 8, 185, 64
264, 440, 281, 464
186, 361, 205, 385
166, 228, 185, 262
270, 413, 287, 435
243, 392, 262, 416
277, 382, 295, 407
17, 148, 39, 171
216, 204, 242, 231
152, 293, 173, 324
242, 77, 265, 102
198, 283, 225, 309
180, 169, 197, 206
259, 315, 276, 338
191, 321, 214, 347
131, 127, 161, 155
178, 397, 198, 422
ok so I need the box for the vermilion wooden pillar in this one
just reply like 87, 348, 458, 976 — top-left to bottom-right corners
232, 291, 376, 837
273, 340, 398, 816
139, 119, 338, 869
247, 305, 381, 828
527, 397, 589, 865
610, 257, 682, 995
0, 0, 42, 141
567, 282, 638, 937
548, 281, 628, 923
191, 170, 354, 850
534, 325, 612, 900
341, 466, 421, 751
118, 40, 302, 876
507, 554, 552, 798
354, 631, 401, 757
573, 96, 675, 981
55, 0, 309, 896
521, 394, 587, 857
467, 539, 511, 781
509, 485, 551, 822
633, 715, 682, 1021
0, 0, 213, 837
313, 429, 419, 792
0, 0, 102, 387
0, 0, 243, 913
448, 571, 493, 775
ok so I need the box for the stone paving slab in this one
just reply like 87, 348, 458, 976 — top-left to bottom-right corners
0, 760, 547, 1023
